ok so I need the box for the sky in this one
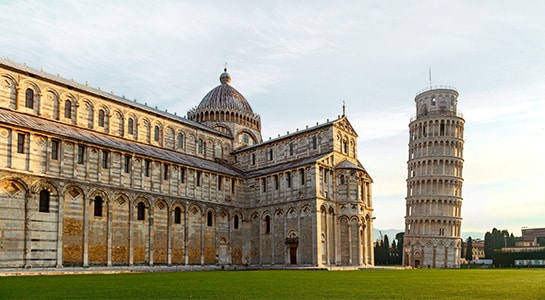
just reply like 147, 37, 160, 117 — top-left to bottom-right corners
1, 1, 544, 239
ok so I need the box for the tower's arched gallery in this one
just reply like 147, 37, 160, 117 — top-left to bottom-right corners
403, 87, 465, 268
0, 59, 374, 269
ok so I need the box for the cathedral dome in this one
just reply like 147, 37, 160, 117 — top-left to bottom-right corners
196, 69, 254, 114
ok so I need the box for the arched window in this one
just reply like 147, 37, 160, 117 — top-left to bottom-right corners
177, 132, 184, 148
98, 110, 105, 127
198, 139, 203, 154
174, 207, 182, 224
127, 118, 134, 135
94, 196, 103, 217
289, 143, 294, 156
207, 211, 213, 227
64, 100, 72, 119
25, 88, 34, 109
154, 125, 160, 142
39, 189, 50, 213
137, 202, 145, 220
264, 215, 271, 233
234, 215, 239, 229
340, 174, 345, 185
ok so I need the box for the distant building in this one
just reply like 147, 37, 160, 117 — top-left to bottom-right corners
0, 59, 374, 269
471, 241, 485, 260
517, 227, 545, 247
402, 87, 465, 268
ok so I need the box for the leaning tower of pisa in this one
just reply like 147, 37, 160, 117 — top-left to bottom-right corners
402, 87, 465, 268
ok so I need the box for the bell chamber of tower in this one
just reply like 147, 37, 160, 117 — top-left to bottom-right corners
187, 69, 263, 149
403, 87, 465, 269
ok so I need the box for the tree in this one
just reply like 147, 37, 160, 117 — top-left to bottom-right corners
460, 238, 465, 259
465, 237, 473, 261
484, 231, 494, 259
484, 228, 515, 259
394, 232, 404, 265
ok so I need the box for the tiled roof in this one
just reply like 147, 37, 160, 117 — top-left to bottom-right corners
0, 58, 229, 138
246, 154, 329, 177
235, 120, 335, 153
336, 159, 365, 171
194, 70, 254, 115
0, 108, 242, 177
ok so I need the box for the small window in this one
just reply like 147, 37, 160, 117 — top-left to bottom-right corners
177, 132, 184, 148
286, 172, 292, 188
264, 215, 271, 233
196, 171, 201, 187
269, 148, 273, 161
289, 143, 294, 156
218, 175, 222, 190
127, 118, 134, 135
101, 151, 109, 169
299, 169, 305, 185
198, 139, 203, 154
144, 160, 150, 177
163, 164, 169, 180
174, 207, 182, 224
51, 139, 59, 160
98, 110, 105, 127
231, 178, 236, 194
77, 145, 85, 164
431, 97, 436, 105
124, 155, 131, 173
17, 133, 25, 154
312, 136, 317, 150
262, 178, 267, 192
243, 134, 249, 144
65, 100, 72, 119
251, 153, 256, 165
39, 189, 50, 213
154, 125, 160, 142
94, 196, 103, 217
234, 215, 239, 229
340, 174, 345, 185
25, 88, 34, 109
137, 202, 145, 220
207, 211, 213, 227
274, 175, 279, 190
180, 167, 185, 183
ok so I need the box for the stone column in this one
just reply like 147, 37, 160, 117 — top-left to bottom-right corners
23, 191, 32, 269
83, 196, 89, 267
129, 201, 134, 266
184, 202, 189, 265
107, 199, 113, 267
56, 189, 64, 268
148, 204, 154, 266
167, 205, 172, 266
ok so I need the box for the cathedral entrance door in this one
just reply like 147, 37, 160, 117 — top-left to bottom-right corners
289, 246, 297, 265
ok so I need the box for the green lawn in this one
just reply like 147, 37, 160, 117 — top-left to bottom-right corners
1, 269, 544, 299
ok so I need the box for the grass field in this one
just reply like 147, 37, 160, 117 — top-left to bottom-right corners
1, 268, 544, 299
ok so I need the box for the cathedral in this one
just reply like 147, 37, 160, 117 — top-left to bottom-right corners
0, 58, 374, 269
